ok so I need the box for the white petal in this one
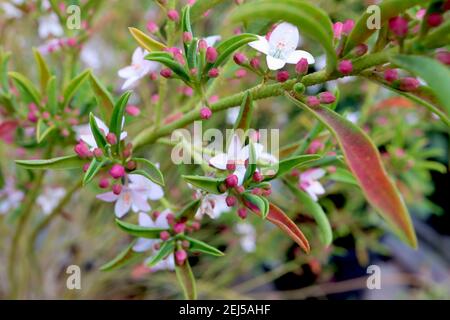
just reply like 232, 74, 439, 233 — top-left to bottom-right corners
94, 116, 109, 134
309, 181, 325, 196
120, 131, 128, 141
132, 47, 144, 64
305, 188, 319, 202
205, 35, 221, 47
131, 192, 151, 213
114, 194, 132, 218
118, 66, 137, 79
248, 36, 269, 54
209, 153, 228, 170
286, 50, 315, 64
138, 212, 154, 227
121, 77, 139, 90
234, 165, 247, 186
132, 238, 155, 252
80, 134, 97, 149
302, 168, 326, 181
155, 209, 171, 228
268, 22, 299, 53
147, 183, 164, 201
96, 192, 119, 202
266, 55, 286, 70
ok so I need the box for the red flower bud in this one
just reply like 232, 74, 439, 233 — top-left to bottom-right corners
93, 148, 103, 158
295, 58, 309, 75
306, 96, 320, 107
200, 107, 212, 119
174, 222, 185, 234
112, 184, 122, 195
233, 52, 247, 65
125, 105, 140, 116
250, 57, 260, 69
427, 13, 443, 27
225, 174, 239, 188
237, 208, 247, 219
146, 21, 158, 33
98, 178, 109, 189
183, 32, 193, 43
175, 249, 187, 265
160, 231, 170, 241
389, 16, 409, 37
252, 171, 263, 182
318, 92, 336, 104
276, 70, 290, 83
206, 47, 218, 63
167, 10, 179, 22
160, 68, 173, 78
109, 164, 125, 179
338, 60, 353, 75
384, 69, 399, 83
208, 68, 219, 78
106, 132, 117, 145
226, 196, 237, 207
399, 77, 420, 92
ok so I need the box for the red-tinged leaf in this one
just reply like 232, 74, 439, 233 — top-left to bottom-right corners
258, 203, 310, 253
0, 120, 18, 143
287, 94, 417, 248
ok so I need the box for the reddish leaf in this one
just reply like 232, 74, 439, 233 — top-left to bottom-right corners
0, 120, 18, 144
258, 203, 310, 253
288, 95, 417, 248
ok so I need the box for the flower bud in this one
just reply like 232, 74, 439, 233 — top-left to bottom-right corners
66, 38, 77, 47
427, 13, 443, 27
384, 69, 399, 83
112, 184, 122, 195
125, 105, 140, 116
167, 10, 179, 22
82, 163, 90, 172
93, 148, 103, 158
333, 22, 343, 39
191, 221, 201, 231
160, 68, 173, 78
235, 185, 245, 194
27, 111, 38, 123
109, 164, 125, 179
250, 57, 260, 69
126, 160, 136, 171
208, 68, 219, 78
295, 58, 309, 75
106, 132, 117, 145
237, 207, 247, 219
166, 213, 175, 225
235, 69, 247, 78
388, 16, 409, 37
319, 92, 336, 104
276, 70, 289, 83
183, 32, 193, 43
160, 231, 170, 241
342, 19, 355, 34
200, 107, 212, 119
233, 52, 247, 65
175, 249, 187, 265
206, 47, 218, 63
146, 21, 158, 33
293, 83, 305, 94
436, 51, 450, 65
74, 141, 92, 158
98, 178, 109, 189
399, 77, 420, 92
225, 174, 239, 188
198, 39, 207, 51
306, 96, 320, 107
252, 171, 263, 182
226, 196, 237, 207
174, 222, 185, 234
338, 60, 353, 75
251, 188, 262, 195
354, 43, 368, 57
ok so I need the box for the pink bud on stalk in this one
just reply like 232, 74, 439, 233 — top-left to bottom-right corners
125, 105, 140, 116
436, 51, 450, 65
175, 249, 187, 265
109, 164, 125, 179
319, 92, 336, 104
106, 132, 117, 145
306, 96, 320, 107
146, 21, 158, 33
167, 10, 179, 22
388, 16, 409, 37
342, 19, 355, 34
74, 141, 92, 158
160, 68, 173, 78
183, 32, 193, 43
354, 44, 368, 57
237, 208, 247, 219
338, 60, 353, 75
160, 231, 170, 241
206, 47, 218, 63
235, 69, 247, 78
93, 148, 103, 158
226, 163, 236, 171
208, 68, 219, 78
276, 71, 289, 83
427, 13, 443, 27
233, 52, 247, 65
225, 174, 239, 188
112, 184, 122, 195
226, 196, 237, 207
250, 57, 260, 69
252, 171, 263, 182
384, 69, 399, 83
295, 58, 309, 75
198, 39, 208, 51
200, 107, 212, 119
399, 77, 420, 92
98, 178, 109, 189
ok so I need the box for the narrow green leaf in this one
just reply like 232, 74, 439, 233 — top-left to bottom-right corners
287, 94, 417, 248
8, 71, 41, 106
46, 76, 58, 115
83, 159, 107, 186
175, 258, 197, 300
133, 158, 165, 186
234, 91, 253, 131
33, 48, 51, 94
243, 142, 257, 183
182, 235, 224, 257
115, 219, 168, 238
88, 73, 115, 122
128, 27, 166, 52
187, 38, 198, 70
242, 192, 268, 218
36, 119, 56, 143
265, 154, 321, 181
328, 167, 359, 186
208, 33, 258, 69
62, 69, 90, 107
15, 155, 85, 170
89, 113, 107, 149
146, 240, 175, 267
182, 175, 223, 195
176, 199, 201, 220
109, 91, 132, 145
100, 241, 142, 271
0, 50, 11, 92
145, 53, 191, 83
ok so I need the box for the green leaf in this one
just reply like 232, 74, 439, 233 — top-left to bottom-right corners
181, 5, 193, 55
62, 69, 90, 107
343, 0, 429, 55
285, 180, 333, 246
176, 199, 201, 220
128, 27, 166, 52
83, 159, 107, 186
265, 154, 321, 180
422, 19, 450, 49
175, 258, 197, 300
242, 192, 268, 218
0, 50, 11, 92
115, 219, 168, 238
33, 48, 51, 94
182, 175, 223, 194
146, 53, 191, 83
36, 119, 56, 143
8, 71, 41, 106
234, 91, 253, 131
182, 235, 224, 257
15, 155, 85, 170
287, 94, 417, 248
186, 38, 198, 70
109, 91, 132, 148
391, 55, 450, 116
46, 76, 58, 115
190, 0, 225, 22
146, 240, 175, 267
208, 33, 258, 70
88, 73, 114, 122
89, 113, 107, 149
328, 167, 359, 186
132, 158, 165, 186
100, 241, 142, 271
229, 0, 336, 72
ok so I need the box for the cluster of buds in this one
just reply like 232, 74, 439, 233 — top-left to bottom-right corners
383, 69, 420, 92
232, 52, 263, 76
333, 20, 355, 40
304, 91, 336, 107
38, 37, 78, 55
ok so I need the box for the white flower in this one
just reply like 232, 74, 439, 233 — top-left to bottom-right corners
346, 112, 360, 124
235, 223, 256, 253
0, 178, 24, 214
37, 38, 61, 55
96, 174, 164, 218
37, 187, 66, 215
298, 169, 326, 201
195, 193, 228, 220
248, 22, 315, 70
1, 2, 22, 19
38, 13, 63, 38
205, 35, 221, 47
73, 116, 127, 149
133, 211, 175, 272
226, 106, 240, 125
209, 134, 249, 185
118, 47, 158, 90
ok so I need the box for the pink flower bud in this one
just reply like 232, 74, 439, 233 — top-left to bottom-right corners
183, 32, 193, 43
198, 39, 207, 50
276, 70, 289, 83
93, 148, 103, 158
83, 163, 90, 172
28, 103, 38, 112
295, 58, 309, 75
354, 43, 368, 57
175, 249, 187, 265
333, 22, 343, 39
338, 60, 353, 75
306, 96, 320, 107
27, 111, 38, 123
235, 185, 245, 194
237, 208, 247, 219
233, 52, 247, 65
112, 184, 122, 195
384, 69, 399, 83
389, 16, 409, 37
167, 10, 179, 22
166, 213, 175, 225
399, 77, 420, 92
235, 69, 247, 78
253, 171, 263, 182
250, 57, 260, 69
200, 107, 212, 119
109, 164, 125, 179
427, 13, 443, 27
208, 68, 219, 78
342, 19, 355, 34
251, 188, 262, 195
66, 38, 77, 47
436, 51, 450, 65
226, 196, 237, 207
206, 47, 218, 63
262, 189, 272, 196
126, 160, 136, 170
191, 221, 201, 230
74, 141, 92, 158
98, 178, 109, 189
160, 231, 170, 241
146, 21, 158, 33
106, 132, 117, 145
319, 92, 336, 104
225, 174, 239, 188
160, 68, 173, 78
125, 105, 140, 116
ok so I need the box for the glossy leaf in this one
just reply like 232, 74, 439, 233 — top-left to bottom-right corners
242, 192, 269, 218
343, 0, 428, 55
391, 55, 450, 116
285, 180, 333, 246
89, 73, 115, 122
146, 240, 175, 267
328, 167, 359, 186
182, 235, 224, 257
175, 258, 197, 300
33, 48, 51, 93
15, 155, 85, 170
89, 113, 107, 149
100, 241, 142, 271
109, 91, 132, 144
133, 158, 165, 186
115, 219, 168, 238
182, 175, 223, 195
129, 27, 166, 52
287, 94, 417, 248
83, 159, 107, 186
62, 69, 90, 107
265, 154, 321, 181
8, 71, 41, 106
145, 53, 191, 83
208, 33, 258, 70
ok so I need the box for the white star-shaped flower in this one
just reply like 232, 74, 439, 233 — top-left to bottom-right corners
248, 22, 315, 70
38, 13, 63, 38
299, 168, 326, 201
118, 47, 159, 90
195, 193, 228, 220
